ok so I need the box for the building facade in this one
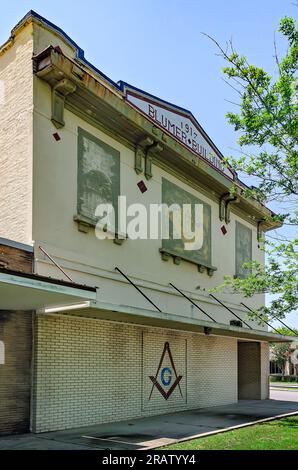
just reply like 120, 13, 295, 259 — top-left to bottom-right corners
0, 11, 291, 435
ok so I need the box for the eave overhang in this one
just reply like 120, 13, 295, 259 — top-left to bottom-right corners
0, 269, 97, 310
33, 47, 280, 232
49, 299, 293, 343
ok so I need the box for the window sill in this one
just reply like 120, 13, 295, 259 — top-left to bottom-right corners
73, 214, 127, 245
159, 248, 217, 276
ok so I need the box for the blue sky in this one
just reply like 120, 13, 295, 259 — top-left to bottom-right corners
1, 1, 297, 328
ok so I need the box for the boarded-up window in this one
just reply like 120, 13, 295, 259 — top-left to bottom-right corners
77, 128, 120, 224
162, 178, 211, 266
235, 221, 252, 278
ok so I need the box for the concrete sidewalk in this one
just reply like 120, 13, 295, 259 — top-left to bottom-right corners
0, 398, 297, 450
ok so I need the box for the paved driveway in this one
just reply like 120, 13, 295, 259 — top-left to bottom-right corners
270, 389, 298, 402
0, 395, 297, 450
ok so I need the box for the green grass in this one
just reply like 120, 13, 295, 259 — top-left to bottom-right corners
270, 376, 298, 383
160, 415, 298, 450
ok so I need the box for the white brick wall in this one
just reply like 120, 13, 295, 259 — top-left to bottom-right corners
32, 314, 238, 432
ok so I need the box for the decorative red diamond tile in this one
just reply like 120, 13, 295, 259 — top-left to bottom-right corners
221, 225, 227, 235
53, 132, 61, 141
137, 180, 147, 193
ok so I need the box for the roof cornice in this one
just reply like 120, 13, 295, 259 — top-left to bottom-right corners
1, 9, 121, 92
33, 46, 280, 230
2, 11, 282, 231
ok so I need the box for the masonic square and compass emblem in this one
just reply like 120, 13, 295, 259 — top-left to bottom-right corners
149, 341, 183, 400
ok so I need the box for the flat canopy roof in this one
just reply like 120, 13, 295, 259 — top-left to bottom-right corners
0, 270, 97, 310
0, 269, 292, 343
50, 299, 293, 343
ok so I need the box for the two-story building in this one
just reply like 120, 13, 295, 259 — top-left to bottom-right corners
0, 10, 292, 435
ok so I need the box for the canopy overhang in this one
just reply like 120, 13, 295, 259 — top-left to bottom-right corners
46, 299, 293, 343
0, 269, 291, 343
0, 270, 97, 311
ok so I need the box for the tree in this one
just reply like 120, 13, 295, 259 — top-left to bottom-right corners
270, 328, 298, 376
205, 16, 298, 323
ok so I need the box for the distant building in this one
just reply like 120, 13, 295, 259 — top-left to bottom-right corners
0, 11, 292, 435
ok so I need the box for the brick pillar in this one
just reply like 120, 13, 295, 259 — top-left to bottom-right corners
0, 311, 32, 435
260, 342, 269, 399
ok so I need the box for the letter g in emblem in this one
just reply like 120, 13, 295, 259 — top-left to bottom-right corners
161, 367, 172, 386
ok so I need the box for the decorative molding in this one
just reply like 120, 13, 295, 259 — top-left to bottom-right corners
225, 196, 240, 224
144, 152, 153, 180
257, 219, 266, 242
71, 64, 85, 80
135, 145, 145, 174
134, 136, 153, 175
206, 267, 216, 277
160, 251, 171, 261
145, 142, 163, 180
51, 91, 65, 128
134, 137, 163, 180
33, 47, 279, 231
113, 234, 126, 246
51, 78, 76, 128
159, 248, 217, 276
219, 193, 240, 224
219, 193, 229, 221
73, 215, 127, 245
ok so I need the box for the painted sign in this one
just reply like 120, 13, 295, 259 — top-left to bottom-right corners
77, 127, 120, 223
149, 342, 183, 400
125, 89, 234, 179
162, 178, 211, 266
235, 221, 252, 279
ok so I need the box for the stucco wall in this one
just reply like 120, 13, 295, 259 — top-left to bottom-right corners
32, 314, 238, 432
0, 27, 33, 244
32, 74, 265, 327
0, 19, 266, 326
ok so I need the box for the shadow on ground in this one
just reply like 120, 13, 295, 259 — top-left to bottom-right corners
0, 396, 297, 450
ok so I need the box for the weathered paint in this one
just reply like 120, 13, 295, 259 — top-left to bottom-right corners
31, 75, 266, 319
0, 15, 261, 320
0, 242, 33, 273
124, 88, 234, 179
0, 13, 279, 435
77, 127, 120, 224
162, 178, 212, 268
